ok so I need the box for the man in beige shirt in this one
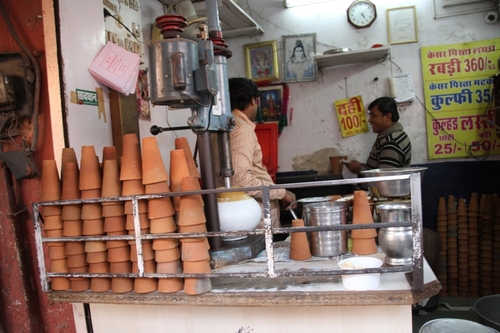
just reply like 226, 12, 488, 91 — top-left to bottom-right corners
228, 77, 296, 229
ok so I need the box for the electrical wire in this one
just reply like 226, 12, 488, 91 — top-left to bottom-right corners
390, 58, 496, 161
103, 8, 140, 43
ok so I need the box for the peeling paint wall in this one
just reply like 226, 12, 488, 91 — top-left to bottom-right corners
227, 0, 500, 172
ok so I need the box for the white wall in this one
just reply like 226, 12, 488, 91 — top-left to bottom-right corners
58, 0, 499, 171
225, 0, 500, 171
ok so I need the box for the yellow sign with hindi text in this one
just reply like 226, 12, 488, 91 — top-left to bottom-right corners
334, 96, 369, 138
421, 38, 500, 159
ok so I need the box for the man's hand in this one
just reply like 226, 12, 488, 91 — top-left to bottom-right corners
344, 160, 362, 174
281, 190, 296, 209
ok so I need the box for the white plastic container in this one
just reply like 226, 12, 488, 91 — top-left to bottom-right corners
217, 190, 261, 241
337, 256, 383, 291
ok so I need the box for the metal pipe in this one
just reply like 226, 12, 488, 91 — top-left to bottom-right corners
197, 131, 222, 250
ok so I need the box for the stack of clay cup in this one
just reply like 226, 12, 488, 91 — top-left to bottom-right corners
120, 133, 157, 294
467, 193, 479, 296
446, 195, 458, 297
79, 146, 107, 292
456, 198, 468, 296
493, 197, 500, 295
178, 176, 212, 295
480, 194, 494, 296
351, 190, 377, 255
101, 146, 129, 293
41, 159, 68, 291
142, 136, 182, 293
436, 197, 448, 297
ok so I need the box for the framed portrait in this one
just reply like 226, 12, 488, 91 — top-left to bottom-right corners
244, 40, 279, 82
282, 33, 317, 83
258, 85, 283, 122
387, 6, 418, 45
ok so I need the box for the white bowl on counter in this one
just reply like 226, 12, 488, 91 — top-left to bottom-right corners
338, 256, 383, 291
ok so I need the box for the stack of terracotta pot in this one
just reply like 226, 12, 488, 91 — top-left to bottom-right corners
456, 198, 468, 296
351, 190, 377, 255
493, 198, 500, 294
80, 146, 108, 292
41, 159, 68, 290
446, 195, 458, 297
480, 194, 494, 296
467, 193, 479, 296
436, 197, 448, 297
178, 176, 212, 295
119, 133, 157, 294
142, 136, 182, 293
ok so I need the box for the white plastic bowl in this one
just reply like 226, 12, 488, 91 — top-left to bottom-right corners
338, 256, 383, 291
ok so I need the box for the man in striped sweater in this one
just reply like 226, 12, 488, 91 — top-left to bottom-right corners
345, 97, 412, 174
228, 77, 296, 230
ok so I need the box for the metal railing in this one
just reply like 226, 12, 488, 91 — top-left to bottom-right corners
32, 173, 424, 293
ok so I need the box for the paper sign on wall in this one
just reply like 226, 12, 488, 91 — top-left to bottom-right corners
334, 96, 369, 137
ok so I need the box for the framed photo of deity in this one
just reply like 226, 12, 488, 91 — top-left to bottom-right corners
244, 40, 280, 82
258, 85, 283, 122
282, 33, 317, 83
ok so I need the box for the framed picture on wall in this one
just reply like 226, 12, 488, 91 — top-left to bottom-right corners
258, 85, 283, 122
282, 33, 317, 83
244, 40, 279, 82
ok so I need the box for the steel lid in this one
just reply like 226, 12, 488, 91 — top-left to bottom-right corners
419, 318, 499, 333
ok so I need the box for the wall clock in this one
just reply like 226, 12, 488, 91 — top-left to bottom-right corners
347, 0, 377, 29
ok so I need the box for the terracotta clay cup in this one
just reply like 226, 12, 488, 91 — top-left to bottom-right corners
148, 197, 175, 220
158, 276, 184, 293
289, 219, 312, 261
104, 215, 126, 233
82, 218, 105, 236
63, 219, 83, 237
183, 278, 212, 295
61, 148, 78, 175
120, 133, 142, 181
86, 251, 108, 264
65, 242, 86, 256
141, 136, 169, 185
177, 223, 207, 243
102, 203, 125, 218
40, 159, 62, 217
90, 277, 111, 293
125, 213, 150, 231
122, 179, 145, 196
130, 242, 155, 262
70, 278, 91, 292
79, 146, 102, 191
48, 245, 67, 260
181, 176, 204, 206
134, 277, 158, 294
175, 137, 200, 178
183, 259, 212, 274
351, 237, 377, 255
50, 277, 71, 291
124, 200, 148, 215
144, 181, 170, 194
44, 215, 64, 231
85, 241, 107, 253
351, 190, 377, 239
150, 216, 177, 234
155, 247, 181, 263
181, 240, 210, 262
102, 146, 118, 162
66, 253, 87, 268
101, 159, 122, 203
157, 260, 183, 274
49, 258, 68, 273
107, 245, 131, 263
110, 261, 133, 293
329, 156, 347, 175
89, 261, 110, 274
152, 237, 179, 251
61, 161, 82, 220
178, 200, 206, 227
169, 149, 191, 211
468, 193, 479, 212
81, 204, 103, 221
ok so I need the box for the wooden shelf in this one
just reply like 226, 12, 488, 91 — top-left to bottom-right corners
314, 47, 390, 69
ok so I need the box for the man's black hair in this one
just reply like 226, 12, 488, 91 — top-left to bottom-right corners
368, 96, 399, 122
228, 77, 260, 111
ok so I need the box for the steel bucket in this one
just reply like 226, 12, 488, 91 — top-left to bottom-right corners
303, 201, 347, 257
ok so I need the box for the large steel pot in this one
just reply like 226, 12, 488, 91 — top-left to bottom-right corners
475, 295, 500, 331
376, 202, 413, 266
360, 167, 427, 198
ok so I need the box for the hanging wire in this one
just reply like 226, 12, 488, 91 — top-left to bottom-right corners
390, 58, 496, 161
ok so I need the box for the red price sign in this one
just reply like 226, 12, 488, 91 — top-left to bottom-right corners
334, 96, 369, 138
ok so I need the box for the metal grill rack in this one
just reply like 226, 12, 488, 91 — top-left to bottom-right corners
32, 173, 424, 296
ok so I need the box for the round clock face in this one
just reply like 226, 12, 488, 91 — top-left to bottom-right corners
347, 0, 377, 29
